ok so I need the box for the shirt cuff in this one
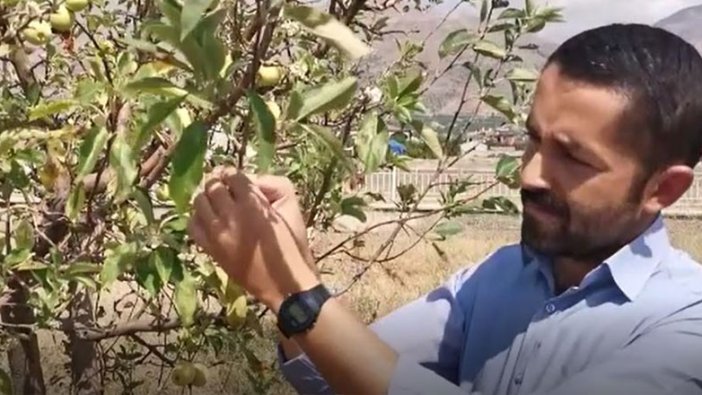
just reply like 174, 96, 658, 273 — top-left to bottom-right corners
277, 344, 333, 395
388, 355, 467, 395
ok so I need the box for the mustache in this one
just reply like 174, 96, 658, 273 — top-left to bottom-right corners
520, 188, 568, 215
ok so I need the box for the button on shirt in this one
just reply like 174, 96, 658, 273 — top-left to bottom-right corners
279, 216, 702, 395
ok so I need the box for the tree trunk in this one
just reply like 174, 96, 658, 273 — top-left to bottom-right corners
67, 289, 102, 395
0, 280, 46, 395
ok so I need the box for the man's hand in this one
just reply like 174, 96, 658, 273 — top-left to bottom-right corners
187, 167, 319, 312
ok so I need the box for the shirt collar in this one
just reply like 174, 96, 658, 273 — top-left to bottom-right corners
603, 215, 670, 301
520, 215, 670, 301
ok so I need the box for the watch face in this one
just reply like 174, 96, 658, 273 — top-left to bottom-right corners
288, 303, 309, 325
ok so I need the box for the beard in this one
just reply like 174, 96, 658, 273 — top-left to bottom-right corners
520, 187, 643, 261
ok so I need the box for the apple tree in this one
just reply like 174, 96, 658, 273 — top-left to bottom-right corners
0, 0, 561, 393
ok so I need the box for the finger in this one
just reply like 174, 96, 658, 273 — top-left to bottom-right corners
251, 175, 297, 205
204, 176, 236, 217
193, 190, 218, 225
220, 167, 263, 206
188, 216, 214, 253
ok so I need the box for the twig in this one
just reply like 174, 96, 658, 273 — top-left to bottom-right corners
130, 334, 175, 367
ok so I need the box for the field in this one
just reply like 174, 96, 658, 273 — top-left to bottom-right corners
20, 213, 702, 394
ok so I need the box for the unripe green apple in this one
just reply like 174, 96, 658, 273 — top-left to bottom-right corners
22, 21, 52, 46
256, 66, 283, 87
65, 0, 89, 12
171, 362, 196, 387
49, 6, 74, 33
191, 363, 207, 387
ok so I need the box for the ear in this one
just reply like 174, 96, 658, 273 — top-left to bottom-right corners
641, 165, 694, 214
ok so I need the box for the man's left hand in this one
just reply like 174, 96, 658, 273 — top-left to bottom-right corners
187, 167, 319, 313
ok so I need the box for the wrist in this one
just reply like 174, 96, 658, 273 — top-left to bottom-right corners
265, 270, 321, 315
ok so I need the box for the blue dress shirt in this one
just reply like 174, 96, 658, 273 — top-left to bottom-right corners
279, 216, 702, 394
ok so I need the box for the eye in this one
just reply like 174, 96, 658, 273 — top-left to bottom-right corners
564, 150, 589, 166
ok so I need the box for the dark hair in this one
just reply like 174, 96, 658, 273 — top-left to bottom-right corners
545, 23, 702, 169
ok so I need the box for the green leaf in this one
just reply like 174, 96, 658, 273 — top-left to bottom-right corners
283, 5, 370, 59
412, 121, 443, 159
4, 248, 31, 267
124, 77, 184, 96
28, 99, 76, 121
65, 185, 86, 221
109, 133, 138, 202
525, 0, 534, 16
496, 155, 521, 188
76, 126, 109, 180
151, 247, 175, 284
355, 113, 389, 173
247, 91, 276, 173
396, 69, 423, 98
136, 95, 187, 150
480, 0, 489, 22
506, 67, 539, 82
294, 77, 358, 121
123, 76, 212, 109
300, 124, 353, 171
175, 272, 198, 327
473, 40, 507, 59
169, 120, 208, 213
100, 243, 138, 287
340, 196, 367, 222
65, 262, 101, 276
439, 29, 477, 59
498, 8, 525, 19
135, 256, 162, 297
481, 94, 518, 122
132, 188, 155, 225
482, 196, 519, 214
75, 79, 105, 105
180, 0, 216, 40
158, 0, 182, 27
14, 219, 34, 251
434, 220, 463, 238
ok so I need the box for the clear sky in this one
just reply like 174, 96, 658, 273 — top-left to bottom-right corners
534, 0, 702, 41
441, 0, 702, 42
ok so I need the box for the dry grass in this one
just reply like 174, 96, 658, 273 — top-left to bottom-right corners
15, 215, 702, 394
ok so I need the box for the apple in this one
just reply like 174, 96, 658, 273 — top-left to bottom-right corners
65, 0, 89, 12
171, 362, 196, 387
22, 21, 52, 46
49, 6, 74, 33
191, 363, 207, 387
256, 65, 283, 87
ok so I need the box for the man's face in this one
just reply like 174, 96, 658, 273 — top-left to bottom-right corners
520, 64, 651, 260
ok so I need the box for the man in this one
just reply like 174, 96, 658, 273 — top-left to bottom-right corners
187, 23, 702, 395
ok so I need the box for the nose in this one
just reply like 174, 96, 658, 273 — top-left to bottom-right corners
520, 147, 550, 191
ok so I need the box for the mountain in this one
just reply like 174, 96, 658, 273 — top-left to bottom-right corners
655, 5, 702, 52
357, 6, 558, 116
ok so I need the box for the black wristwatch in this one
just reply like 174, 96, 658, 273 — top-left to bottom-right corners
277, 283, 332, 338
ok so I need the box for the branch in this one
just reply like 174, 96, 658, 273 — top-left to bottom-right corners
71, 313, 223, 341
130, 334, 175, 367
305, 104, 362, 227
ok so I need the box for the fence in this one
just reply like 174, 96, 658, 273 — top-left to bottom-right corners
360, 168, 702, 217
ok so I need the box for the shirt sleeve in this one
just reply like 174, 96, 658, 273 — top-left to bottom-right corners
278, 264, 481, 395
389, 301, 702, 395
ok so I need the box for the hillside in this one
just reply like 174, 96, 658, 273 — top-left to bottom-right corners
655, 4, 702, 52
357, 5, 558, 116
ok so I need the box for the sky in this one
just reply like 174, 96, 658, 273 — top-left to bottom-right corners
534, 0, 702, 42
440, 0, 702, 43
